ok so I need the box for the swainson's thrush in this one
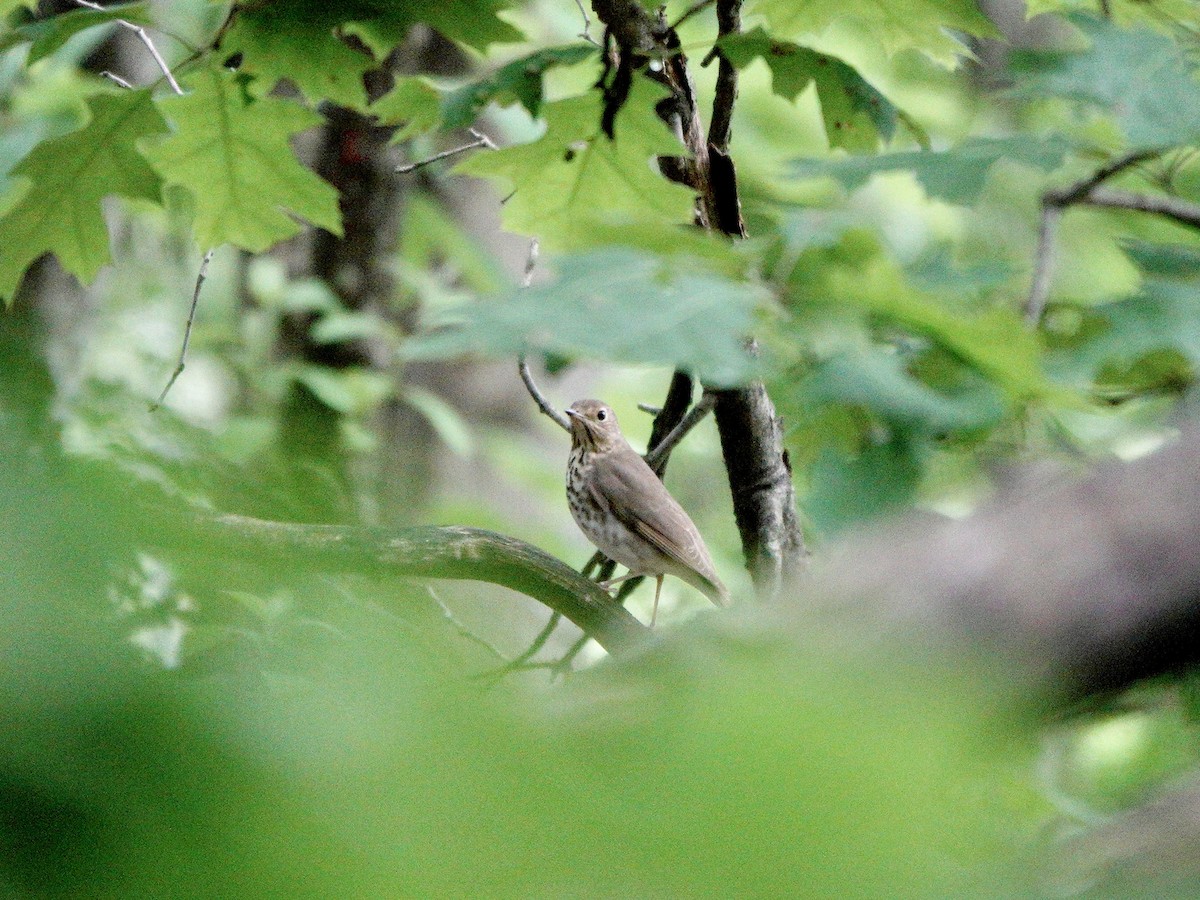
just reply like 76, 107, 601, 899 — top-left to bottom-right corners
565, 398, 729, 625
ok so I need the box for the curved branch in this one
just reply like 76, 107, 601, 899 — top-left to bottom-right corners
182, 514, 647, 653
518, 355, 571, 432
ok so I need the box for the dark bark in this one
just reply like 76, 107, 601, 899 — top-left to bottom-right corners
590, 0, 806, 598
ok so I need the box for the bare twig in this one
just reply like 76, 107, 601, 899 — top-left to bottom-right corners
638, 403, 662, 415
1024, 205, 1062, 326
522, 236, 539, 288
572, 0, 600, 45
71, 0, 184, 96
518, 356, 571, 432
1081, 188, 1200, 230
1026, 149, 1179, 324
1045, 149, 1159, 207
672, 0, 717, 30
516, 238, 572, 432
476, 611, 564, 680
152, 249, 214, 411
645, 390, 716, 470
395, 128, 496, 173
99, 70, 134, 89
426, 585, 508, 662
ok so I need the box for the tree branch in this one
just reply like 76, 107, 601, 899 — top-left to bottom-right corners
589, 0, 804, 597
1026, 150, 1161, 324
71, 0, 183, 95
395, 129, 495, 173
180, 514, 647, 653
1080, 188, 1200, 229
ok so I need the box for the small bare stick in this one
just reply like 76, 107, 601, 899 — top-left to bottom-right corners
151, 249, 214, 411
99, 70, 134, 89
71, 0, 184, 96
645, 390, 716, 470
573, 0, 599, 44
672, 0, 717, 30
395, 129, 496, 174
516, 238, 571, 432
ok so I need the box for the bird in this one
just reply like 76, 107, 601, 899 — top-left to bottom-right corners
564, 398, 729, 625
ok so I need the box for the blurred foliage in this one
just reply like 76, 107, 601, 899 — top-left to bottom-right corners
2, 0, 1200, 894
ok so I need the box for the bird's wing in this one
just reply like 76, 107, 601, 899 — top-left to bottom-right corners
598, 450, 726, 603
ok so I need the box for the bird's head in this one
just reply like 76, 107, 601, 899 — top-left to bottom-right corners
565, 399, 622, 453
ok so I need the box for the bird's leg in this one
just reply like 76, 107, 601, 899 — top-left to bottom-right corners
651, 574, 663, 627
598, 571, 639, 592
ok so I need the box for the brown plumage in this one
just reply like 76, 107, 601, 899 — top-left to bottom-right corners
565, 398, 728, 625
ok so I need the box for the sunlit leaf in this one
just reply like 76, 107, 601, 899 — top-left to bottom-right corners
144, 64, 342, 251
718, 27, 913, 151
0, 89, 168, 302
743, 0, 999, 66
454, 78, 695, 248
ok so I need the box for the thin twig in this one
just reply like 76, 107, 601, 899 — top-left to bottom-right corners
573, 0, 600, 45
516, 237, 571, 432
638, 403, 662, 415
394, 128, 496, 173
152, 249, 214, 411
426, 586, 508, 662
522, 236, 539, 288
1045, 149, 1160, 207
99, 70, 133, 89
1081, 188, 1200, 230
475, 611, 564, 680
672, 0, 717, 30
549, 631, 593, 677
1024, 205, 1061, 326
645, 390, 716, 470
1026, 150, 1161, 324
71, 0, 184, 96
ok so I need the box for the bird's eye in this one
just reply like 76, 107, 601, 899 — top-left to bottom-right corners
596, 409, 607, 421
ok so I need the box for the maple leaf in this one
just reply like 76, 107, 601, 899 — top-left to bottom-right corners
0, 89, 168, 303
144, 65, 342, 252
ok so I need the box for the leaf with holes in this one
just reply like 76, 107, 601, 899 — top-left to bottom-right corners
718, 27, 914, 151
144, 64, 342, 251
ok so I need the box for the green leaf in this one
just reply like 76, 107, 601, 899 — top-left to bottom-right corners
1008, 15, 1200, 150
717, 27, 907, 152
806, 437, 922, 534
0, 1, 150, 63
807, 349, 1005, 433
372, 77, 444, 142
790, 136, 1070, 204
455, 78, 695, 247
144, 64, 342, 252
440, 44, 597, 130
295, 366, 394, 415
336, 0, 523, 56
825, 257, 1056, 402
743, 0, 999, 67
222, 6, 375, 110
406, 248, 763, 386
0, 89, 168, 302
402, 385, 474, 457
